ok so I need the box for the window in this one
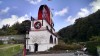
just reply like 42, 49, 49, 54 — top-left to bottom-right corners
54, 38, 56, 44
46, 26, 48, 30
50, 35, 53, 44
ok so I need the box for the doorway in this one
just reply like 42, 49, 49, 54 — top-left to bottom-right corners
34, 43, 38, 52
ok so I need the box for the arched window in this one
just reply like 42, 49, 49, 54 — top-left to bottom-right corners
50, 35, 53, 44
46, 26, 48, 30
54, 38, 56, 44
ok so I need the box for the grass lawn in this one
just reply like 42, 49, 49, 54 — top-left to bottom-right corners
0, 44, 15, 48
98, 46, 100, 48
0, 44, 23, 56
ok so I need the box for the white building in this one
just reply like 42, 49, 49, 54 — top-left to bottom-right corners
26, 5, 58, 52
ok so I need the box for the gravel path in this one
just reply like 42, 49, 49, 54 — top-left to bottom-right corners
26, 53, 89, 56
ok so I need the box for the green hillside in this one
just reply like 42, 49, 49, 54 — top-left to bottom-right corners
58, 10, 100, 42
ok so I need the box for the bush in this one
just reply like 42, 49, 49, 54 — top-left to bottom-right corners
0, 40, 3, 45
49, 44, 82, 51
86, 42, 98, 56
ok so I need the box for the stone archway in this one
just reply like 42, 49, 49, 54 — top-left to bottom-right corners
34, 43, 38, 52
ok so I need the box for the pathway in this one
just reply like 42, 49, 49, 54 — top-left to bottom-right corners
26, 53, 89, 56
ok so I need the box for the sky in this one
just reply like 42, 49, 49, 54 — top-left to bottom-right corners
0, 0, 100, 32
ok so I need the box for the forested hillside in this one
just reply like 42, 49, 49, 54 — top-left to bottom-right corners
58, 10, 100, 42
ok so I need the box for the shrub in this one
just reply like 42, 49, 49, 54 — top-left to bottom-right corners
0, 40, 3, 45
86, 42, 98, 56
49, 44, 82, 51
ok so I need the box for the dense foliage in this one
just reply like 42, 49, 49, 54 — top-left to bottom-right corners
58, 10, 100, 42
0, 20, 31, 35
0, 40, 3, 45
86, 41, 99, 56
49, 40, 82, 51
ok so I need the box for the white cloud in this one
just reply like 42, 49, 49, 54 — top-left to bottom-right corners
65, 16, 76, 24
77, 8, 89, 17
0, 7, 10, 14
54, 7, 68, 16
90, 0, 100, 12
65, 0, 100, 25
27, 0, 42, 5
66, 8, 90, 25
66, 0, 100, 25
0, 14, 30, 28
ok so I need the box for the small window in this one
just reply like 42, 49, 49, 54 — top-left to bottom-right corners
29, 46, 31, 51
50, 35, 53, 44
54, 38, 56, 44
46, 26, 48, 30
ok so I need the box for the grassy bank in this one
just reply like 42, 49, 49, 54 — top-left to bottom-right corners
49, 40, 82, 51
0, 44, 23, 56
0, 44, 14, 48
97, 46, 100, 56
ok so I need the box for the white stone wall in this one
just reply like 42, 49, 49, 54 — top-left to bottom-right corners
27, 44, 55, 52
26, 30, 58, 52
26, 19, 58, 52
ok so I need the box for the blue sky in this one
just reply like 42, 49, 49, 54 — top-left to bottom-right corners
0, 0, 100, 31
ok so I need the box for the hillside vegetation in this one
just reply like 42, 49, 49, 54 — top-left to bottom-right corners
58, 10, 100, 42
0, 20, 31, 36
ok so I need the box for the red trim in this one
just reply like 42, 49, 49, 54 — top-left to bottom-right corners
34, 21, 41, 29
44, 19, 55, 31
38, 5, 52, 25
23, 48, 26, 56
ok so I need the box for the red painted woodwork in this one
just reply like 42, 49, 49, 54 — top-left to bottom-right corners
38, 5, 51, 25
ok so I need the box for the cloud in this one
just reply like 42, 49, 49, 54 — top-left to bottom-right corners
0, 7, 10, 14
66, 8, 90, 25
66, 0, 100, 25
54, 7, 68, 16
65, 16, 76, 24
0, 14, 30, 28
65, 0, 100, 25
90, 0, 100, 12
27, 0, 42, 5
77, 8, 89, 17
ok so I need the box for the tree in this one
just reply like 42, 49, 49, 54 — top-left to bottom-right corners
0, 20, 31, 35
58, 9, 100, 42
18, 20, 31, 34
0, 40, 3, 45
